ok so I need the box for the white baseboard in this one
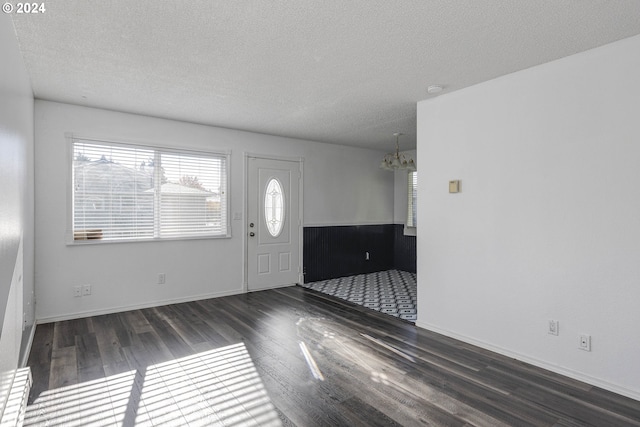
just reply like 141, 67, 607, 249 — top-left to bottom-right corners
19, 323, 36, 368
415, 320, 640, 402
247, 283, 296, 292
36, 288, 245, 324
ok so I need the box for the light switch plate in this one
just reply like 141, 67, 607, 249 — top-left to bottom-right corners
449, 180, 460, 193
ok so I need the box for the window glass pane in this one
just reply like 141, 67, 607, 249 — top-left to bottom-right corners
159, 152, 226, 238
407, 171, 417, 227
73, 142, 155, 240
72, 139, 228, 242
264, 178, 284, 237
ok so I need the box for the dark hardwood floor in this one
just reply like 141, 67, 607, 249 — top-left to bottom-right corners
25, 286, 640, 426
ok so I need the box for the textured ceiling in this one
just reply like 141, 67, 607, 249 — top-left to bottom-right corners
10, 1, 640, 151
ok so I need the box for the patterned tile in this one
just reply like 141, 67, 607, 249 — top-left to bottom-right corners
301, 269, 417, 322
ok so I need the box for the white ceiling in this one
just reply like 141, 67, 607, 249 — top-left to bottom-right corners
10, 1, 640, 151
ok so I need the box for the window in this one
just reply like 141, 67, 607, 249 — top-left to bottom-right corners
264, 178, 284, 237
71, 138, 228, 242
407, 171, 417, 228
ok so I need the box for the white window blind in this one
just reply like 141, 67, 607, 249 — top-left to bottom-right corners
72, 139, 228, 242
407, 171, 417, 227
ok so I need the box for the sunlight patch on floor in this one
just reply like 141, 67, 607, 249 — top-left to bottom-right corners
25, 343, 282, 426
298, 341, 324, 381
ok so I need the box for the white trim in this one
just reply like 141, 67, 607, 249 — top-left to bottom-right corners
19, 324, 36, 369
36, 288, 244, 324
64, 132, 231, 157
66, 136, 231, 244
303, 221, 394, 227
415, 320, 640, 401
247, 283, 295, 292
243, 151, 303, 163
66, 234, 231, 246
403, 225, 417, 236
65, 133, 74, 243
242, 153, 249, 293
223, 149, 232, 239
244, 153, 304, 290
298, 159, 304, 285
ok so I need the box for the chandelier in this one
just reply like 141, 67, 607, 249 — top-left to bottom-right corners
379, 133, 416, 171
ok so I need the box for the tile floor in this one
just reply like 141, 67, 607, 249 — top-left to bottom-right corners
300, 269, 417, 322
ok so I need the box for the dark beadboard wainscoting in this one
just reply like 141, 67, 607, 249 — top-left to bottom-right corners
303, 224, 416, 283
393, 224, 417, 274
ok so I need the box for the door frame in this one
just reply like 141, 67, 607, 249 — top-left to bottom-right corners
243, 152, 304, 292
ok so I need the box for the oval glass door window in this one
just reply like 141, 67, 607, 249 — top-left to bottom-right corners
264, 178, 285, 237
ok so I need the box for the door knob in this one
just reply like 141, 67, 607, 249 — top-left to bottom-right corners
249, 232, 255, 237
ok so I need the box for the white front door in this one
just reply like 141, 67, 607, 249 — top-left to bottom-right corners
247, 156, 302, 291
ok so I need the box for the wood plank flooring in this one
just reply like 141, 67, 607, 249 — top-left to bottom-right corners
25, 286, 640, 426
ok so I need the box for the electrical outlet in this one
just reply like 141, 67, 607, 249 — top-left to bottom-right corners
82, 284, 92, 296
548, 320, 559, 336
579, 334, 591, 351
158, 273, 166, 284
73, 285, 82, 297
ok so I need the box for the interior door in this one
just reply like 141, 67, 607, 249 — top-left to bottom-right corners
247, 156, 301, 291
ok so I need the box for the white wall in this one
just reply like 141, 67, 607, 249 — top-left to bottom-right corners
35, 101, 394, 322
416, 34, 640, 399
0, 14, 34, 419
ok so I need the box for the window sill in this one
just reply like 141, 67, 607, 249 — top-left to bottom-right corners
403, 225, 417, 237
66, 233, 231, 246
